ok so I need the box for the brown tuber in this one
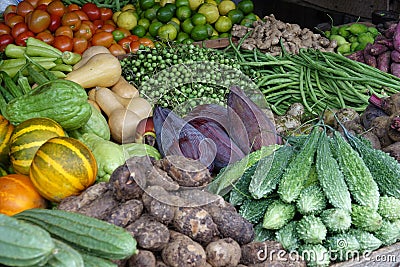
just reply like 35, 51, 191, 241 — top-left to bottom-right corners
128, 250, 156, 267
206, 238, 242, 267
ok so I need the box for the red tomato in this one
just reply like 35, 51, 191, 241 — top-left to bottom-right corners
48, 14, 61, 32
25, 0, 40, 8
81, 20, 95, 34
46, 0, 66, 17
67, 4, 80, 12
91, 31, 113, 48
36, 30, 54, 44
27, 9, 51, 33
53, 35, 73, 51
5, 14, 24, 28
139, 37, 154, 48
0, 23, 11, 35
73, 10, 89, 21
35, 4, 48, 11
100, 8, 113, 21
129, 41, 140, 53
108, 43, 126, 57
103, 19, 116, 27
72, 37, 88, 54
0, 34, 14, 48
74, 23, 92, 39
37, 0, 53, 6
99, 23, 115, 33
118, 37, 132, 51
3, 5, 17, 17
55, 25, 73, 38
61, 11, 81, 31
11, 22, 29, 39
16, 1, 35, 17
15, 31, 35, 46
128, 35, 139, 42
115, 27, 131, 37
81, 3, 100, 21
92, 19, 103, 29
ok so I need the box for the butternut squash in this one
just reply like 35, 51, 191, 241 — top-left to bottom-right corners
108, 108, 141, 144
111, 76, 139, 99
94, 87, 124, 117
72, 46, 111, 70
65, 53, 121, 88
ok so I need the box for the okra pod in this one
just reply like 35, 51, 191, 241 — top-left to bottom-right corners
25, 45, 62, 58
50, 63, 73, 72
50, 70, 67, 78
61, 51, 82, 65
17, 75, 31, 94
1, 71, 23, 98
0, 57, 58, 70
26, 37, 63, 57
4, 44, 26, 58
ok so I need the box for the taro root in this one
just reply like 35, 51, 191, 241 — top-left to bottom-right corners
155, 155, 213, 187
205, 238, 241, 267
240, 241, 283, 265
382, 142, 400, 161
147, 166, 180, 191
109, 163, 144, 201
125, 214, 170, 251
128, 250, 156, 267
143, 193, 177, 225
155, 261, 168, 267
173, 207, 220, 245
107, 199, 143, 227
161, 234, 207, 267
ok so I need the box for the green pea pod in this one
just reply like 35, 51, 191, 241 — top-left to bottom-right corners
347, 23, 368, 35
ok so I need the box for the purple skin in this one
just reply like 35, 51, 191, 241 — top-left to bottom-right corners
346, 50, 365, 63
391, 62, 400, 78
363, 43, 377, 67
369, 44, 389, 56
391, 50, 400, 63
393, 23, 400, 52
377, 51, 391, 73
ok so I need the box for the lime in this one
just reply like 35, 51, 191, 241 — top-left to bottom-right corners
181, 18, 195, 33
139, 0, 155, 10
138, 18, 151, 30
176, 5, 192, 21
214, 15, 232, 33
158, 23, 178, 40
176, 31, 190, 42
219, 32, 229, 38
157, 6, 174, 22
191, 13, 207, 25
227, 9, 243, 24
237, 0, 253, 15
164, 3, 177, 14
244, 12, 257, 21
117, 11, 138, 30
132, 25, 147, 37
205, 0, 218, 5
191, 24, 208, 41
160, 0, 175, 6
218, 0, 236, 15
149, 21, 163, 36
189, 0, 204, 10
144, 7, 158, 20
198, 3, 219, 24
171, 17, 181, 25
205, 23, 214, 36
167, 20, 180, 32
240, 18, 253, 27
175, 0, 190, 7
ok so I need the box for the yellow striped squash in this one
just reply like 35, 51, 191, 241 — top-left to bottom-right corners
0, 115, 14, 166
9, 117, 66, 175
29, 136, 97, 202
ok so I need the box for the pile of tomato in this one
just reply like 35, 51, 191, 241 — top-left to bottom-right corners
0, 0, 155, 55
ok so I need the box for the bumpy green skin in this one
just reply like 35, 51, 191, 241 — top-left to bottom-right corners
348, 134, 400, 198
278, 128, 320, 203
14, 209, 137, 260
321, 208, 351, 233
326, 233, 360, 261
44, 239, 84, 267
249, 145, 294, 199
275, 221, 299, 251
0, 214, 55, 266
298, 244, 330, 267
351, 204, 382, 232
374, 220, 400, 246
253, 223, 276, 242
239, 198, 272, 224
378, 196, 400, 221
347, 229, 382, 252
316, 132, 352, 212
68, 104, 110, 141
262, 199, 296, 230
333, 131, 380, 210
296, 184, 327, 215
81, 253, 117, 267
229, 163, 257, 206
4, 79, 91, 131
296, 215, 327, 244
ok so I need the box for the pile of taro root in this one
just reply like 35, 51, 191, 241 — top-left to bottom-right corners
58, 155, 306, 267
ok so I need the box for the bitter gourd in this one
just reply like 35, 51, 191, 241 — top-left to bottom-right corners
333, 131, 380, 210
347, 229, 382, 252
325, 233, 360, 261
275, 221, 300, 251
296, 184, 327, 215
374, 220, 400, 245
378, 196, 400, 221
351, 204, 382, 232
296, 215, 327, 245
44, 239, 84, 267
262, 199, 296, 230
320, 208, 351, 233
239, 198, 272, 224
278, 127, 319, 203
316, 132, 352, 212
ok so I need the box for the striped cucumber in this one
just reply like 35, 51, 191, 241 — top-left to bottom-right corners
81, 253, 118, 267
44, 239, 84, 267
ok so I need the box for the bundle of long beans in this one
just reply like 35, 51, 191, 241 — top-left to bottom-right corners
226, 40, 400, 116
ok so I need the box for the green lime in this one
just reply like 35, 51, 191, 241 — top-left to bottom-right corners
198, 3, 219, 24
205, 23, 214, 36
227, 9, 244, 24
176, 31, 190, 42
164, 3, 177, 14
191, 13, 207, 25
214, 15, 232, 33
112, 29, 125, 42
167, 20, 180, 32
189, 0, 204, 11
175, 0, 190, 7
181, 18, 195, 33
219, 32, 230, 38
138, 18, 151, 30
139, 0, 155, 10
240, 18, 253, 27
157, 6, 174, 22
149, 21, 164, 36
237, 0, 253, 15
176, 6, 192, 21
158, 23, 178, 40
144, 7, 158, 20
244, 12, 257, 21
132, 25, 147, 37
218, 0, 236, 15
191, 24, 209, 41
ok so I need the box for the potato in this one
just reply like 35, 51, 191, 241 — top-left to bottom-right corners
205, 238, 241, 267
128, 250, 156, 267
125, 214, 170, 251
161, 235, 207, 267
107, 199, 143, 227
